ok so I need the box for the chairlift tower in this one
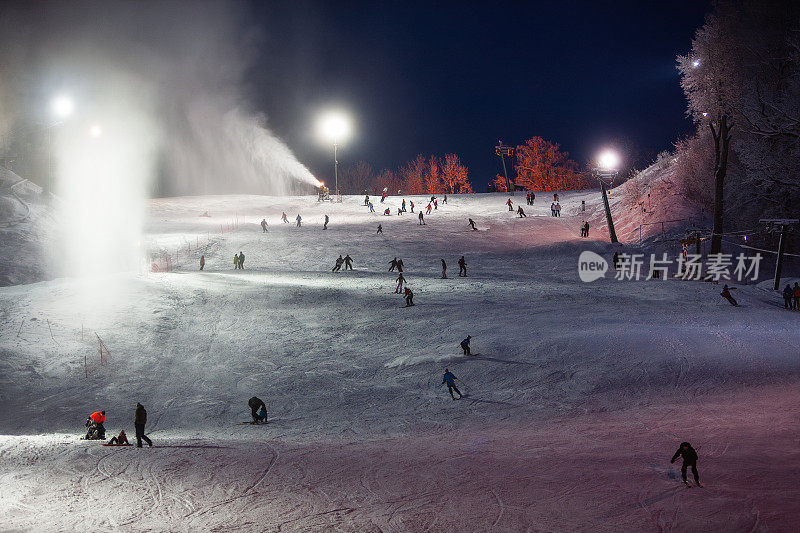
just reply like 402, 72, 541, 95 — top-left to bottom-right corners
495, 141, 514, 196
760, 219, 799, 290
593, 168, 618, 243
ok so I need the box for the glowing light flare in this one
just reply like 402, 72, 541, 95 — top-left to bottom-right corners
692, 59, 701, 68
316, 111, 351, 144
597, 150, 620, 171
89, 124, 103, 138
51, 95, 75, 118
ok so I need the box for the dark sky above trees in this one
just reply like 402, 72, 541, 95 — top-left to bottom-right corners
246, 1, 711, 190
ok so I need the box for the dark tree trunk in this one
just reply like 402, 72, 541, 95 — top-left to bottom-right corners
709, 115, 733, 255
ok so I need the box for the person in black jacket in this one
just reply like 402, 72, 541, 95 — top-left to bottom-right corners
670, 441, 701, 486
134, 403, 152, 448
248, 396, 267, 424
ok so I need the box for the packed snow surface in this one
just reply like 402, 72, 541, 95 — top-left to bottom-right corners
1, 192, 799, 531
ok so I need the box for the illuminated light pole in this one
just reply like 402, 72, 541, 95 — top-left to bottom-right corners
317, 111, 351, 202
47, 94, 75, 193
593, 150, 620, 244
495, 141, 514, 195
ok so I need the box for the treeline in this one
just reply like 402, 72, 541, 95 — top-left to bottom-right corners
492, 136, 593, 192
338, 154, 473, 195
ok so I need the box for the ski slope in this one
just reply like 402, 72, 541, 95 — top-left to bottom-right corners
1, 191, 799, 531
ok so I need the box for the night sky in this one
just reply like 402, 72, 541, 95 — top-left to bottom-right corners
247, 1, 711, 189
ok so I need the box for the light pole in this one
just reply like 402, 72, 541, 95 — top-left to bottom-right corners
317, 111, 351, 201
594, 150, 620, 244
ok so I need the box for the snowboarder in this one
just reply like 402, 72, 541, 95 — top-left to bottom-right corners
517, 206, 527, 218
720, 284, 738, 307
442, 368, 462, 400
332, 255, 344, 272
443, 194, 447, 204
410, 201, 415, 213
792, 281, 800, 310
84, 410, 106, 440
468, 218, 477, 231
783, 284, 793, 309
261, 219, 268, 232
397, 259, 404, 272
323, 214, 329, 230
200, 255, 205, 271
458, 256, 467, 277
670, 441, 701, 487
377, 224, 383, 234
441, 258, 447, 278
248, 396, 267, 424
233, 254, 239, 269
403, 287, 414, 306
344, 254, 353, 270
295, 214, 302, 227
460, 335, 471, 356
418, 212, 426, 225
395, 272, 405, 293
238, 251, 245, 269
134, 403, 152, 447
281, 212, 289, 223
506, 198, 513, 211
369, 202, 375, 213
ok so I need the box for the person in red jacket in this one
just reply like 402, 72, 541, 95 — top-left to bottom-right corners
403, 287, 414, 307
506, 198, 513, 211
84, 410, 106, 440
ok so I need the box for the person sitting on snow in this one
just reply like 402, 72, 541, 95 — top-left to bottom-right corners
108, 430, 130, 445
84, 410, 106, 440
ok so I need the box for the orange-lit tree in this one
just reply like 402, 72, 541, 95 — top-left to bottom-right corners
441, 154, 473, 193
514, 137, 590, 191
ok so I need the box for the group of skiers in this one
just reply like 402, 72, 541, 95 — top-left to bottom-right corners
440, 256, 468, 278
82, 404, 152, 448
332, 254, 354, 272
233, 251, 246, 269
525, 192, 536, 205
550, 202, 562, 217
783, 282, 800, 310
579, 221, 590, 237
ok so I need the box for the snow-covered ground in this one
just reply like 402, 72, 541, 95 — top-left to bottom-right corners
1, 191, 799, 531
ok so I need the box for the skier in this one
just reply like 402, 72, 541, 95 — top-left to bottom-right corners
441, 258, 447, 278
720, 284, 738, 307
458, 255, 467, 277
323, 214, 329, 230
200, 255, 205, 271
344, 254, 353, 270
248, 396, 267, 424
783, 284, 793, 309
430, 195, 436, 203
296, 214, 302, 227
670, 441, 701, 487
793, 282, 800, 310
531, 192, 535, 204
554, 193, 559, 202
381, 191, 387, 203
443, 194, 447, 204
403, 286, 414, 307
364, 195, 370, 206
434, 200, 438, 210
377, 224, 383, 234
584, 221, 590, 238
550, 202, 555, 217
468, 218, 477, 231
460, 335, 471, 356
506, 198, 513, 212
369, 202, 375, 213
84, 410, 106, 440
332, 255, 344, 272
555, 202, 561, 217
581, 200, 586, 212
389, 257, 399, 272
442, 368, 462, 400
401, 199, 406, 212
238, 251, 245, 269
395, 272, 405, 293
134, 403, 153, 448
418, 212, 426, 225
426, 203, 432, 215
410, 200, 415, 213
397, 208, 402, 216
261, 219, 268, 232
397, 259, 404, 272
281, 212, 289, 223
233, 254, 239, 269
517, 206, 527, 218
526, 192, 531, 205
